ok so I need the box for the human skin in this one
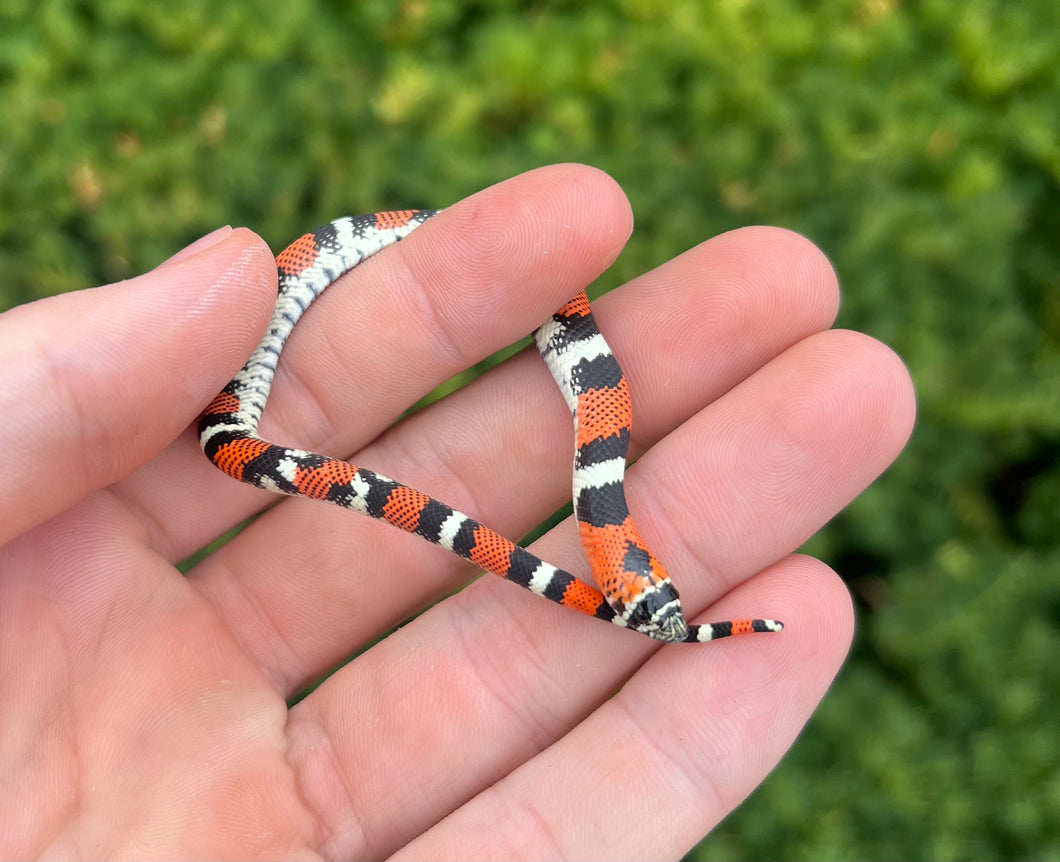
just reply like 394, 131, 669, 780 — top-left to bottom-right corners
0, 164, 913, 859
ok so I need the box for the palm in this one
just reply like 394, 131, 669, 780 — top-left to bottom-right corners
0, 165, 913, 859
3, 530, 304, 856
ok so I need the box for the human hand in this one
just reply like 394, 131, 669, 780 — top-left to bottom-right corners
0, 164, 913, 859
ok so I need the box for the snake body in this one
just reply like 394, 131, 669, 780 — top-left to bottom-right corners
198, 210, 783, 644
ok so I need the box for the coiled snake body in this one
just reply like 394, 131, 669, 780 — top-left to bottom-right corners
198, 210, 783, 644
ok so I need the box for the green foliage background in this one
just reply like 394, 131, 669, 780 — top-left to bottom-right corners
2, 1, 1057, 858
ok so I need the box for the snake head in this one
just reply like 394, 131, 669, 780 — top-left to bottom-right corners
621, 582, 690, 644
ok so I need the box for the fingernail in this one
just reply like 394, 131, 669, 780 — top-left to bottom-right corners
159, 226, 234, 268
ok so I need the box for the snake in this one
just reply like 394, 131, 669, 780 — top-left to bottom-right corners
197, 210, 783, 644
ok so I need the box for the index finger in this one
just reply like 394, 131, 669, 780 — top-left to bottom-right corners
112, 164, 637, 561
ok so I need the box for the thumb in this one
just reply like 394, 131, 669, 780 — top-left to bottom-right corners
0, 227, 275, 545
